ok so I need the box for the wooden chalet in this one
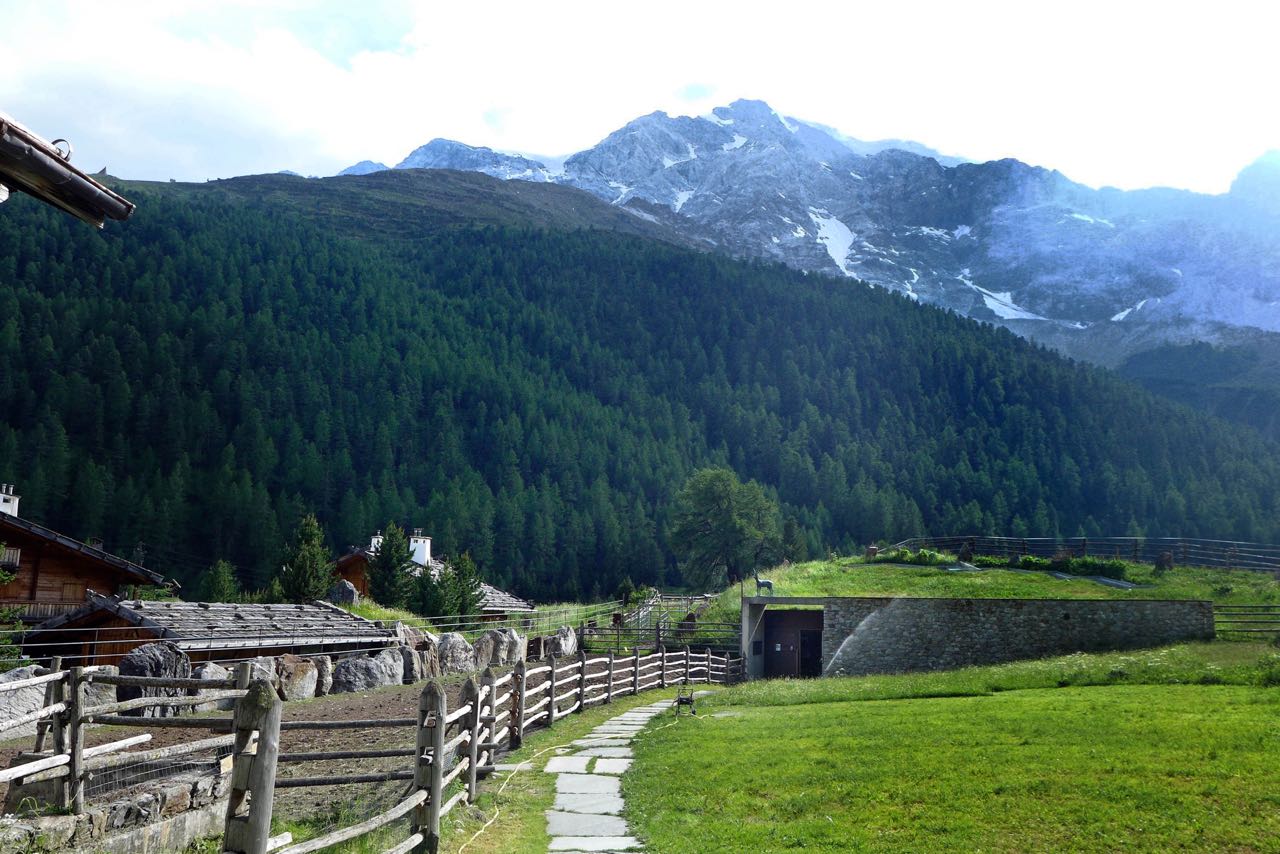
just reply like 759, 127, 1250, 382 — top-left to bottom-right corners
336, 528, 535, 621
23, 592, 397, 667
0, 484, 175, 623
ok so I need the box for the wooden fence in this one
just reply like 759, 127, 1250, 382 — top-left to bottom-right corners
222, 645, 743, 853
1214, 604, 1280, 637
0, 646, 743, 853
894, 535, 1280, 573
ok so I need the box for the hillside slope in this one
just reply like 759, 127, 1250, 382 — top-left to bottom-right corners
3, 176, 1280, 598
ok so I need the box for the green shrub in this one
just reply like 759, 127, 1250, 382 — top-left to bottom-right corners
971, 554, 1014, 568
1070, 557, 1129, 581
1018, 555, 1051, 571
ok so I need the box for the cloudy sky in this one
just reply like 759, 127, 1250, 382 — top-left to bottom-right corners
3, 0, 1276, 193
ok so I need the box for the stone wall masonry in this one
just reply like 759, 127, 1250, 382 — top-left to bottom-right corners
821, 597, 1215, 677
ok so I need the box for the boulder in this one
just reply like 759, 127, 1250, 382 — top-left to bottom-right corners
191, 662, 232, 711
327, 579, 360, 606
331, 647, 403, 694
0, 665, 47, 738
247, 656, 277, 684
400, 645, 423, 684
546, 626, 578, 658
275, 654, 319, 701
118, 642, 192, 717
502, 628, 527, 663
437, 633, 476, 674
418, 638, 441, 679
311, 655, 334, 696
472, 631, 500, 669
85, 664, 119, 710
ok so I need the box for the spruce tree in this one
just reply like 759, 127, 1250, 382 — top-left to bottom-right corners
198, 559, 241, 603
443, 552, 483, 617
277, 514, 333, 604
369, 521, 412, 608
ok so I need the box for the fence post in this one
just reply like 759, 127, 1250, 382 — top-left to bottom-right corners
413, 681, 445, 854
705, 648, 712, 684
576, 650, 587, 714
606, 652, 614, 704
66, 666, 86, 814
463, 677, 481, 802
632, 648, 640, 695
478, 668, 496, 778
512, 659, 527, 749
546, 655, 557, 729
234, 661, 252, 691
33, 656, 62, 753
659, 644, 667, 688
683, 645, 691, 684
222, 680, 283, 854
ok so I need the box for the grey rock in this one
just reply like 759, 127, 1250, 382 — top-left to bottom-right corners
274, 654, 318, 701
547, 625, 578, 657
326, 579, 360, 606
400, 645, 423, 684
118, 642, 192, 717
438, 632, 477, 674
331, 647, 403, 693
503, 627, 527, 662
472, 630, 500, 669
0, 665, 48, 738
192, 662, 232, 711
311, 655, 333, 696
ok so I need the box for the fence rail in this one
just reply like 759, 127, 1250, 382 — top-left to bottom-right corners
1, 645, 744, 853
894, 535, 1280, 573
1214, 604, 1280, 636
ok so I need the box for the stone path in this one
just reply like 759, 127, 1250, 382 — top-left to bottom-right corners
542, 699, 672, 853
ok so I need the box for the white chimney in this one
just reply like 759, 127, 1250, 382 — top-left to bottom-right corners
409, 528, 431, 566
369, 530, 384, 554
0, 484, 19, 518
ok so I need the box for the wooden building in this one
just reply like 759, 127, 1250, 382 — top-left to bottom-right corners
0, 484, 174, 623
22, 592, 397, 667
336, 528, 535, 621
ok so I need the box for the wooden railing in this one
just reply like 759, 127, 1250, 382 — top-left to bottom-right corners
222, 645, 744, 853
1214, 604, 1280, 637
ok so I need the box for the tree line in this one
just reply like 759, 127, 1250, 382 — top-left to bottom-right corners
2, 181, 1280, 602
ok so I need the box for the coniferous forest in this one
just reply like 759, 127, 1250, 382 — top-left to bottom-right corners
2, 175, 1279, 600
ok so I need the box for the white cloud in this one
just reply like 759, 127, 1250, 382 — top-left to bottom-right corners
2, 0, 1277, 192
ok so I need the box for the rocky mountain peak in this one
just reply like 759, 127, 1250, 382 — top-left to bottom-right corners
1230, 151, 1280, 214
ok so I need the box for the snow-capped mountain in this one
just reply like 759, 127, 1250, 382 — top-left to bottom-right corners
393, 139, 555, 182
339, 160, 389, 176
339, 101, 1280, 366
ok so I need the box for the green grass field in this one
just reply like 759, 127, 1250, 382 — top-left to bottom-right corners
700, 557, 1280, 624
624, 644, 1280, 853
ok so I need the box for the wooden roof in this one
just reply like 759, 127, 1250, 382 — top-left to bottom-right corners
26, 591, 396, 653
0, 512, 172, 587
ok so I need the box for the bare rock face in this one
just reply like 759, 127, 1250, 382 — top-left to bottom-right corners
311, 655, 334, 696
118, 642, 192, 717
275, 654, 319, 701
331, 647, 404, 693
437, 632, 477, 675
326, 579, 360, 606
546, 625, 578, 658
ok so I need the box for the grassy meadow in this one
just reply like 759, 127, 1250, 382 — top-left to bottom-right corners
624, 643, 1280, 853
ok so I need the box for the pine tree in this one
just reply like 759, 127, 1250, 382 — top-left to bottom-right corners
276, 514, 333, 604
369, 521, 412, 608
198, 559, 241, 603
442, 552, 483, 617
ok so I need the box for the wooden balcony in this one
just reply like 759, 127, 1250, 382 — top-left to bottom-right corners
6, 601, 86, 623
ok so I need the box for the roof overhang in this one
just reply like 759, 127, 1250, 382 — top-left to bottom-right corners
0, 514, 172, 587
0, 111, 134, 227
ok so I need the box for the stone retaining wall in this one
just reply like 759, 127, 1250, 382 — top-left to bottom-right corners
821, 598, 1215, 677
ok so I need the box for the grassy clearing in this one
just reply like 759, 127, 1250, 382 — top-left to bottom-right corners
625, 647, 1280, 852
702, 557, 1280, 623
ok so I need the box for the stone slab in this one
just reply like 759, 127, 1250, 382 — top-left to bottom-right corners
545, 756, 592, 773
577, 747, 633, 758
556, 773, 621, 795
548, 837, 641, 851
573, 738, 631, 747
593, 758, 632, 774
554, 793, 626, 815
546, 810, 629, 836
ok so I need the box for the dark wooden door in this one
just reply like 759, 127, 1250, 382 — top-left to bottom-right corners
799, 630, 823, 677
